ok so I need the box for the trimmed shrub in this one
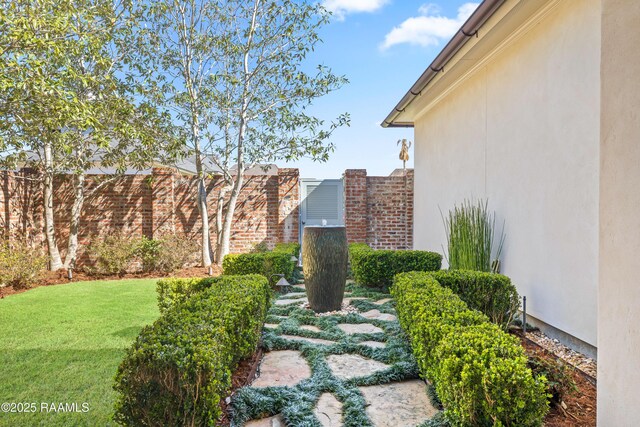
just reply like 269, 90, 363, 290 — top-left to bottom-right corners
349, 244, 441, 289
0, 242, 48, 289
113, 274, 270, 426
391, 272, 548, 426
223, 251, 295, 282
392, 272, 488, 376
273, 242, 301, 257
348, 242, 372, 253
138, 235, 196, 274
434, 324, 548, 426
429, 270, 519, 329
156, 277, 216, 313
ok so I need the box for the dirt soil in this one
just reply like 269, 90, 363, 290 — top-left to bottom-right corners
0, 265, 222, 298
520, 337, 597, 427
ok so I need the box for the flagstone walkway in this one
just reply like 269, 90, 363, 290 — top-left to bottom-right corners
230, 283, 441, 427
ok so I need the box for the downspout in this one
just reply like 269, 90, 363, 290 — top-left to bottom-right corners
382, 0, 506, 128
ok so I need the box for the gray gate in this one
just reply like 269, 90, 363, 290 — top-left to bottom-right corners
299, 179, 344, 242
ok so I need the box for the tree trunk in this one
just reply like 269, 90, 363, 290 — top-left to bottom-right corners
43, 140, 63, 270
196, 175, 213, 266
214, 183, 230, 261
302, 226, 348, 313
64, 173, 85, 269
216, 174, 243, 265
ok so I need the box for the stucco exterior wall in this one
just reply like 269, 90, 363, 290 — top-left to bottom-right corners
413, 0, 600, 347
598, 0, 640, 423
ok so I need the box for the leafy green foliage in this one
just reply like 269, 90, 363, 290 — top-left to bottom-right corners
0, 0, 175, 269
0, 242, 48, 289
113, 275, 270, 426
527, 352, 577, 406
223, 251, 296, 282
434, 325, 548, 426
273, 242, 301, 257
442, 199, 505, 272
349, 243, 442, 289
126, 0, 349, 265
84, 235, 139, 276
429, 270, 520, 329
391, 272, 548, 426
156, 276, 246, 313
138, 235, 197, 274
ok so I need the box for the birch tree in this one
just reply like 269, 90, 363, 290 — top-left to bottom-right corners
0, 0, 170, 269
132, 0, 348, 265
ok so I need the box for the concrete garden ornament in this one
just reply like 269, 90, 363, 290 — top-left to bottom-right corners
302, 225, 348, 312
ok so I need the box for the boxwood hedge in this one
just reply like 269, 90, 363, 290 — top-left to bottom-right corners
272, 242, 301, 257
157, 276, 236, 313
429, 270, 520, 329
349, 243, 442, 289
113, 275, 270, 426
391, 272, 548, 426
222, 251, 295, 282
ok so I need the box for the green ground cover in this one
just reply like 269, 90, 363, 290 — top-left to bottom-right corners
0, 279, 159, 426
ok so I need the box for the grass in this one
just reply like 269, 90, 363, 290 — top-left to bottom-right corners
442, 199, 505, 272
0, 279, 159, 426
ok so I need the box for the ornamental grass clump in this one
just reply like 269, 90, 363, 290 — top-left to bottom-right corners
442, 199, 505, 272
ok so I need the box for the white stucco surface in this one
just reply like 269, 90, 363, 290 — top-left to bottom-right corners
412, 0, 600, 347
598, 0, 640, 423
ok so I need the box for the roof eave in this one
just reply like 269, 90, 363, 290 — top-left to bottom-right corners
381, 0, 506, 128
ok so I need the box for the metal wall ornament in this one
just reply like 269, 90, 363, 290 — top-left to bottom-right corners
398, 139, 411, 170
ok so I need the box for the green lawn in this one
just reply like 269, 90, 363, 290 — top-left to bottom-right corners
0, 279, 159, 426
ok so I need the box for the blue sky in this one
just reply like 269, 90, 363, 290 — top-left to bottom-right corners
282, 1, 479, 179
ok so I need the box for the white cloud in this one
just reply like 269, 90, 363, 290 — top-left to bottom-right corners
323, 0, 389, 20
380, 2, 480, 50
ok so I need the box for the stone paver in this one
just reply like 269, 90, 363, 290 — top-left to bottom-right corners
252, 350, 311, 387
244, 414, 285, 427
240, 289, 439, 425
285, 292, 307, 298
313, 393, 343, 427
361, 309, 397, 322
337, 323, 383, 335
359, 380, 439, 426
343, 297, 370, 304
275, 298, 307, 306
326, 354, 390, 380
281, 334, 336, 346
359, 340, 386, 349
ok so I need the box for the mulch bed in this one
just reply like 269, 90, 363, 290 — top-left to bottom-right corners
0, 265, 222, 298
519, 335, 597, 426
219, 347, 264, 426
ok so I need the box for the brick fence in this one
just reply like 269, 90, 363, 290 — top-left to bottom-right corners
1, 167, 413, 268
343, 169, 414, 250
1, 168, 299, 267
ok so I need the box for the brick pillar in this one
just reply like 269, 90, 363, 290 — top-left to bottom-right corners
277, 168, 300, 243
405, 170, 414, 249
343, 169, 367, 243
151, 168, 175, 238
